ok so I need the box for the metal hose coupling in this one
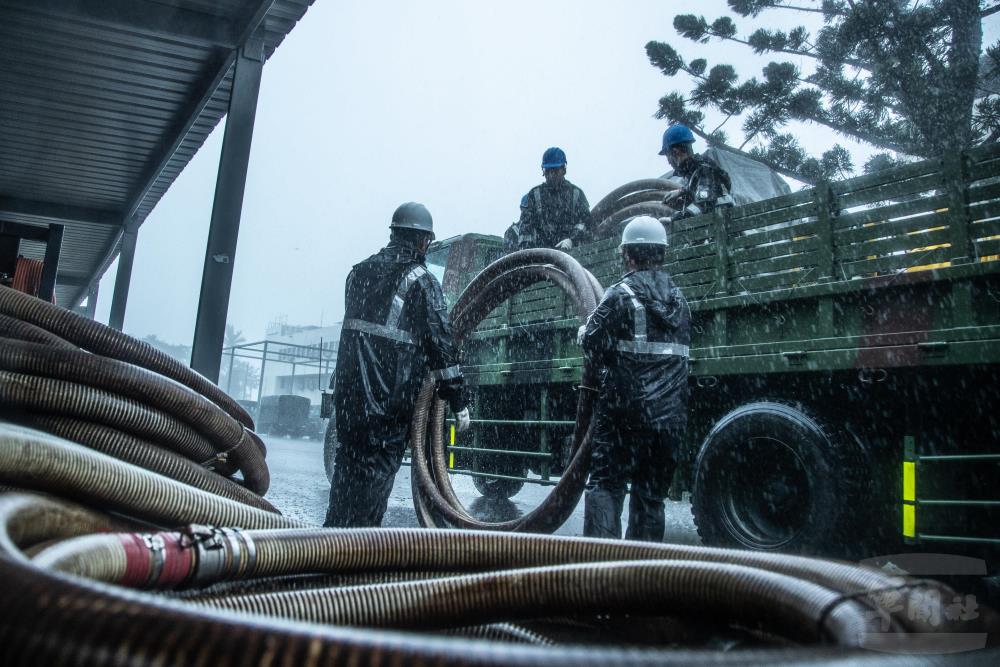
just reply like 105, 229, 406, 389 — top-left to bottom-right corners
114, 525, 258, 589
182, 524, 257, 586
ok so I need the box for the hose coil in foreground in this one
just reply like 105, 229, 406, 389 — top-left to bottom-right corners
2, 489, 997, 666
411, 249, 603, 533
2, 272, 996, 664
0, 286, 252, 427
0, 284, 272, 501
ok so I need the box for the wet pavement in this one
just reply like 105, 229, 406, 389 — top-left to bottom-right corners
263, 435, 701, 543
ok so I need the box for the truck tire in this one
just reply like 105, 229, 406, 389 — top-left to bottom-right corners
323, 417, 339, 483
691, 401, 867, 558
470, 445, 527, 499
472, 474, 525, 500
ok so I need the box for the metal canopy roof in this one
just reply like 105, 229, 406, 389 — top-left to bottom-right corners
0, 0, 313, 308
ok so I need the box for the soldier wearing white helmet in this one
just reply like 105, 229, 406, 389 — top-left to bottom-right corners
579, 215, 691, 541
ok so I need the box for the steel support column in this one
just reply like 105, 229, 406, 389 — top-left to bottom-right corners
38, 223, 63, 303
190, 34, 264, 382
108, 226, 137, 331
226, 348, 236, 394
256, 341, 268, 403
83, 282, 99, 320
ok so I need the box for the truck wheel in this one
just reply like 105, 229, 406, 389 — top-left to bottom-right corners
691, 401, 866, 557
323, 418, 339, 483
472, 474, 525, 500
469, 438, 527, 499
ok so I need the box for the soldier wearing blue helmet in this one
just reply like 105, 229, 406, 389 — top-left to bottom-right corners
504, 147, 593, 251
659, 124, 734, 221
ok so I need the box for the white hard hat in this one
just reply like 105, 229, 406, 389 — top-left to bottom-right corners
620, 215, 668, 247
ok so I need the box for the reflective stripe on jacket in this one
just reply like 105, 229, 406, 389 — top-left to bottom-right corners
334, 243, 465, 442
506, 180, 592, 250
581, 269, 690, 431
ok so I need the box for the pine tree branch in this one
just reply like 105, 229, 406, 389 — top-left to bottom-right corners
693, 26, 870, 70
710, 113, 735, 135
982, 3, 1000, 18
795, 109, 918, 154
738, 130, 758, 151
885, 2, 948, 83
741, 1, 845, 16
777, 5, 828, 14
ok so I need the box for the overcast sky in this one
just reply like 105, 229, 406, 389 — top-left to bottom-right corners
95, 1, 1000, 348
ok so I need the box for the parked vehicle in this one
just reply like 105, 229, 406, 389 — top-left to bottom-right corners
236, 399, 258, 418
256, 395, 312, 439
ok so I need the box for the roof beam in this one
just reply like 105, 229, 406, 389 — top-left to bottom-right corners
0, 219, 50, 241
0, 196, 120, 226
56, 273, 89, 287
122, 0, 278, 224
3, 0, 239, 48
71, 0, 279, 309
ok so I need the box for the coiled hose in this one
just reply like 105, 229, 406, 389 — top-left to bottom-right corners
589, 178, 680, 240
1, 482, 997, 665
1, 284, 997, 664
410, 249, 604, 532
0, 284, 270, 498
0, 287, 252, 425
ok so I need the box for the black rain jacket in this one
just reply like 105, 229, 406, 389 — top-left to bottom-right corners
505, 180, 592, 250
581, 269, 690, 432
333, 242, 466, 444
670, 154, 734, 220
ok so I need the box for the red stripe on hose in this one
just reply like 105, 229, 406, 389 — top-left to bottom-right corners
157, 532, 193, 587
118, 533, 149, 588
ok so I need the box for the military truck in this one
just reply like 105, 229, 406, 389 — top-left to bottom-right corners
427, 143, 1000, 560
256, 394, 312, 439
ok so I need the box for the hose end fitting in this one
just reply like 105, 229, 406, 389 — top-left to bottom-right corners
182, 524, 256, 585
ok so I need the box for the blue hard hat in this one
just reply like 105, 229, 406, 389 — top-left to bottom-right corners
659, 124, 695, 155
541, 147, 567, 169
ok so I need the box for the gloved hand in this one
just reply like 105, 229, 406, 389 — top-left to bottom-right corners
576, 324, 587, 345
662, 188, 686, 209
555, 238, 573, 251
456, 407, 472, 433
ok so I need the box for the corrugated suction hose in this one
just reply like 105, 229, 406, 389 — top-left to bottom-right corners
410, 249, 603, 532
2, 485, 998, 665
0, 284, 269, 496
590, 178, 680, 239
0, 286, 252, 426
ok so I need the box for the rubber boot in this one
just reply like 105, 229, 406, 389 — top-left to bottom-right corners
624, 491, 665, 542
583, 488, 625, 539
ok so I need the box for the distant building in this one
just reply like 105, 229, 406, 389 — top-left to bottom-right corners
261, 320, 341, 405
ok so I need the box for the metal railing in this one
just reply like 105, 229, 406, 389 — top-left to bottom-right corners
902, 435, 1000, 546
442, 417, 575, 485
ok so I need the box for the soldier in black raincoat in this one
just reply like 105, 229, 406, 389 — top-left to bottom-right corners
659, 124, 734, 222
325, 202, 470, 528
580, 215, 690, 541
504, 147, 593, 252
